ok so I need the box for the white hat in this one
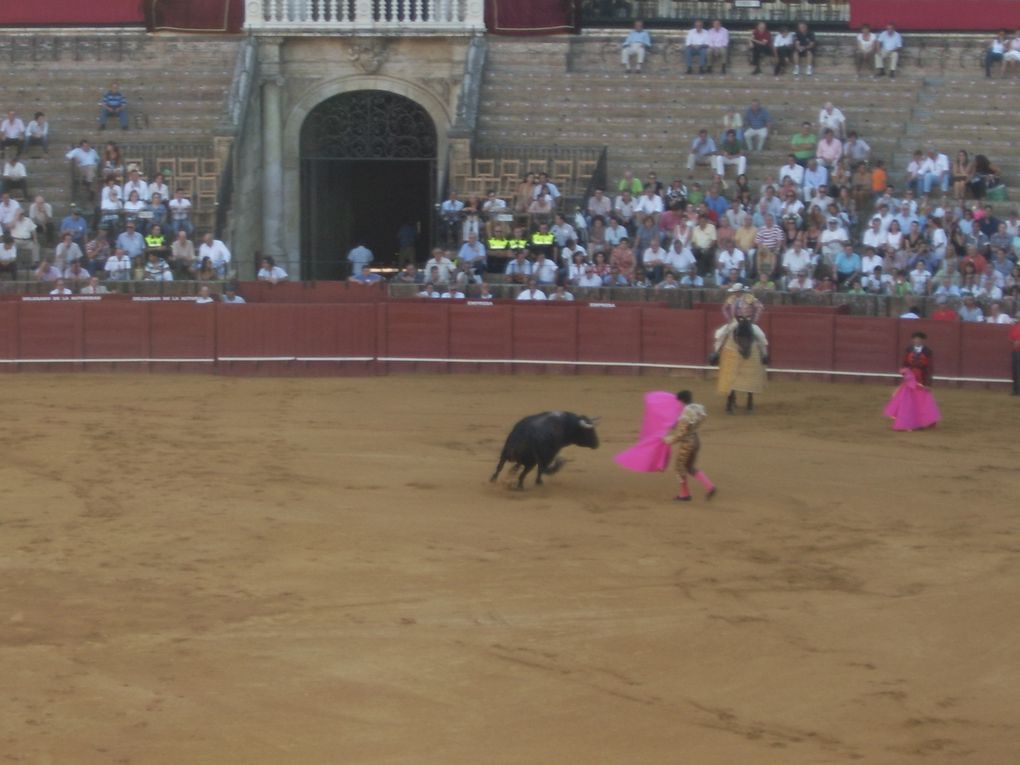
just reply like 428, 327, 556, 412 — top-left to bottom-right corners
728, 283, 744, 293
933, 207, 945, 218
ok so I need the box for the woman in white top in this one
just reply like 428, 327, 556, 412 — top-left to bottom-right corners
885, 220, 904, 253
123, 189, 146, 228
104, 249, 132, 281
148, 173, 170, 203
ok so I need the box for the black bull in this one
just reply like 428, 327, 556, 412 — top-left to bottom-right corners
490, 411, 600, 489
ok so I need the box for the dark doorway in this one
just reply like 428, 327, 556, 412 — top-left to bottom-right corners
300, 90, 438, 280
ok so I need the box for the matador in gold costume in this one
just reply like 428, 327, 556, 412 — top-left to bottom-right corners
662, 398, 716, 502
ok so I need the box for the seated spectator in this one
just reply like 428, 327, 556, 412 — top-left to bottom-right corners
198, 233, 231, 278
655, 271, 680, 291
667, 237, 697, 275
516, 278, 547, 301
0, 192, 21, 235
65, 140, 100, 199
634, 185, 663, 226
752, 271, 775, 292
165, 229, 193, 277
122, 168, 149, 203
64, 259, 91, 286
793, 21, 817, 76
195, 285, 216, 304
505, 250, 532, 284
21, 112, 47, 157
844, 132, 871, 164
104, 248, 132, 281
909, 261, 932, 294
532, 252, 557, 285
123, 190, 147, 231
786, 270, 814, 292
415, 281, 439, 298
855, 25, 878, 75
27, 195, 53, 248
2, 156, 28, 198
749, 21, 775, 75
969, 154, 1001, 201
707, 19, 729, 74
834, 242, 862, 285
686, 129, 717, 173
875, 23, 903, 78
549, 285, 574, 302
899, 304, 921, 319
35, 258, 61, 282
440, 282, 465, 299
424, 248, 454, 284
100, 182, 123, 230
816, 275, 836, 293
715, 130, 746, 179
620, 20, 651, 74
743, 100, 771, 152
789, 122, 817, 167
802, 159, 828, 202
986, 30, 1007, 77
53, 231, 83, 270
257, 255, 288, 284
815, 129, 842, 170
98, 82, 129, 131
220, 284, 245, 303
715, 240, 746, 285
0, 111, 25, 160
457, 231, 487, 277
781, 241, 813, 277
684, 19, 710, 75
986, 302, 1013, 324
958, 294, 984, 322
79, 276, 108, 295
9, 208, 36, 268
1004, 30, 1020, 74
168, 188, 193, 237
680, 265, 704, 287
610, 238, 636, 280
576, 263, 603, 288
144, 251, 173, 281
602, 264, 630, 287
0, 234, 16, 279
643, 236, 669, 282
116, 221, 145, 262
773, 25, 795, 76
49, 278, 72, 295
102, 142, 124, 184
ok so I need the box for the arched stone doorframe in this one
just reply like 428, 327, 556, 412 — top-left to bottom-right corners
280, 75, 452, 272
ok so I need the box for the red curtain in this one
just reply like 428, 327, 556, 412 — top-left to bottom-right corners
486, 0, 577, 35
147, 0, 243, 33
0, 0, 144, 24
851, 0, 1020, 31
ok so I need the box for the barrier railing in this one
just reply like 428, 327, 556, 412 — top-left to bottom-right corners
0, 299, 1009, 385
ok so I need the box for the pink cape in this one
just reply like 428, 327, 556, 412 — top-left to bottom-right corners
883, 369, 941, 431
614, 392, 685, 472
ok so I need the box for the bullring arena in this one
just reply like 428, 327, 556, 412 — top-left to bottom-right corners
3, 372, 1020, 763
4, 0, 1020, 762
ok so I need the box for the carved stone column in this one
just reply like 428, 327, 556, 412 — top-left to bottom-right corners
260, 37, 286, 268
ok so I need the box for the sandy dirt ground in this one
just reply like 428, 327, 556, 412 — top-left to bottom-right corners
1, 373, 1019, 764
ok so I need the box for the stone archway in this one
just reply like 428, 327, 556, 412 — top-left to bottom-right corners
298, 89, 438, 279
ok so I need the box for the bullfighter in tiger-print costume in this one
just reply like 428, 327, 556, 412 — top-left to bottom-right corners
662, 402, 716, 502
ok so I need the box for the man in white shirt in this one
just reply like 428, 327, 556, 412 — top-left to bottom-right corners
781, 244, 812, 277
621, 20, 651, 73
531, 252, 557, 285
685, 20, 710, 74
613, 190, 637, 228
707, 19, 730, 74
778, 155, 805, 188
79, 276, 109, 295
576, 264, 603, 288
787, 271, 815, 292
715, 241, 746, 285
586, 188, 612, 221
0, 192, 21, 233
23, 112, 48, 155
65, 140, 100, 189
801, 159, 828, 202
819, 217, 849, 265
457, 232, 486, 277
504, 250, 532, 283
921, 148, 950, 196
860, 246, 884, 277
643, 236, 669, 281
168, 188, 193, 237
221, 285, 246, 303
875, 23, 903, 78
818, 102, 846, 139
516, 278, 547, 301
855, 24, 878, 75
634, 185, 664, 225
104, 248, 132, 281
862, 218, 888, 252
844, 132, 871, 163
121, 168, 149, 202
198, 233, 232, 277
2, 158, 28, 198
0, 111, 25, 160
49, 278, 72, 296
667, 238, 697, 275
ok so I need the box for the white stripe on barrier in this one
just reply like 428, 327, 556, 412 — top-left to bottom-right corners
0, 354, 1007, 385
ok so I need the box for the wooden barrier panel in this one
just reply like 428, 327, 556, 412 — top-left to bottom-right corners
960, 323, 1011, 380
448, 303, 513, 361
834, 316, 899, 374
512, 304, 579, 365
83, 302, 149, 359
640, 307, 706, 367
0, 303, 19, 362
577, 306, 641, 363
148, 303, 216, 360
770, 313, 835, 371
18, 302, 82, 360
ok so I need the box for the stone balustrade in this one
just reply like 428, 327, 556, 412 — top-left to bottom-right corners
245, 0, 485, 34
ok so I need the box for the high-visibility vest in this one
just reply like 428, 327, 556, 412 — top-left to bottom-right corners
531, 233, 554, 246
145, 235, 164, 248
488, 238, 509, 250
507, 238, 528, 250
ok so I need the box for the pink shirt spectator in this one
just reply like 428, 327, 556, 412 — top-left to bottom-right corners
816, 137, 843, 166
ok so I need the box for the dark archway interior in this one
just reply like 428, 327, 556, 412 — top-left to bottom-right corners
300, 90, 437, 280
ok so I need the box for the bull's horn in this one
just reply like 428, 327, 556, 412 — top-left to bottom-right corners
580, 417, 599, 429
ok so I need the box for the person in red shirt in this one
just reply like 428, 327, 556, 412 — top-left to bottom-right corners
931, 296, 959, 321
1009, 320, 1020, 395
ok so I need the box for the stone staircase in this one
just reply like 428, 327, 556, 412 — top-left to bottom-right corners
476, 31, 1012, 200
0, 31, 239, 222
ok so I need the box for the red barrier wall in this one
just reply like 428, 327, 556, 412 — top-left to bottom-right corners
0, 302, 1009, 386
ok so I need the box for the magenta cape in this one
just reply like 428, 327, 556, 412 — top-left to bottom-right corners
884, 369, 941, 431
614, 392, 685, 472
